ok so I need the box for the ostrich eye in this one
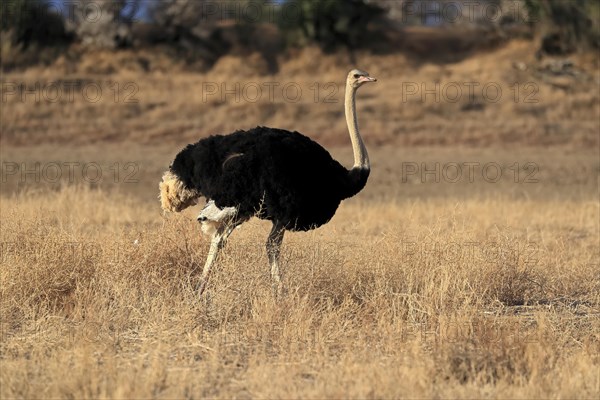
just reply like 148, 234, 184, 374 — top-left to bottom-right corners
353, 74, 360, 79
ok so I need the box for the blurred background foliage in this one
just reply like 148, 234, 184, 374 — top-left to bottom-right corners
278, 0, 385, 52
524, 0, 599, 54
1, 0, 598, 71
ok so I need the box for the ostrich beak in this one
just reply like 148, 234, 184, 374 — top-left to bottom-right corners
358, 76, 377, 83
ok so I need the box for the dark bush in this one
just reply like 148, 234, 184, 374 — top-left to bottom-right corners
1, 0, 70, 48
524, 0, 599, 54
278, 0, 385, 52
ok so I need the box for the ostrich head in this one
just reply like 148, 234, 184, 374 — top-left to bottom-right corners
347, 69, 377, 89
159, 170, 201, 213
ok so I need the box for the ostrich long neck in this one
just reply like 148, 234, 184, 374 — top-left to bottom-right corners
345, 82, 370, 170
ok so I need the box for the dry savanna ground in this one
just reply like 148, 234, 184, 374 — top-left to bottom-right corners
0, 143, 598, 398
1, 39, 599, 398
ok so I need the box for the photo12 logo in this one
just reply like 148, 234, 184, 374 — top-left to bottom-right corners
0, 240, 134, 264
402, 0, 534, 25
399, 240, 539, 266
201, 81, 340, 104
1, 162, 140, 184
401, 162, 539, 184
401, 82, 539, 104
1, 81, 139, 104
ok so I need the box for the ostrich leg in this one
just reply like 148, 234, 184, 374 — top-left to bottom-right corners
196, 200, 241, 295
266, 223, 285, 293
197, 223, 236, 296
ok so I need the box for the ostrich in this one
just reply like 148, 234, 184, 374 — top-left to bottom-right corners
159, 69, 376, 294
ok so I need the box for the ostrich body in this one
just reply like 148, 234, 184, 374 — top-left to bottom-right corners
160, 69, 376, 294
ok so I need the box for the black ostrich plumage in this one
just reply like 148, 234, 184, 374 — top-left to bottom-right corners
170, 126, 370, 231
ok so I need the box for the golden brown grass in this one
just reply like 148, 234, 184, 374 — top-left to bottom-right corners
1, 144, 598, 397
1, 41, 598, 148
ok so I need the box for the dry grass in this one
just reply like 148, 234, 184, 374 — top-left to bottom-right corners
1, 146, 598, 397
1, 41, 598, 148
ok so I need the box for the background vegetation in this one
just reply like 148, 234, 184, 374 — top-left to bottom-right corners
2, 0, 599, 71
